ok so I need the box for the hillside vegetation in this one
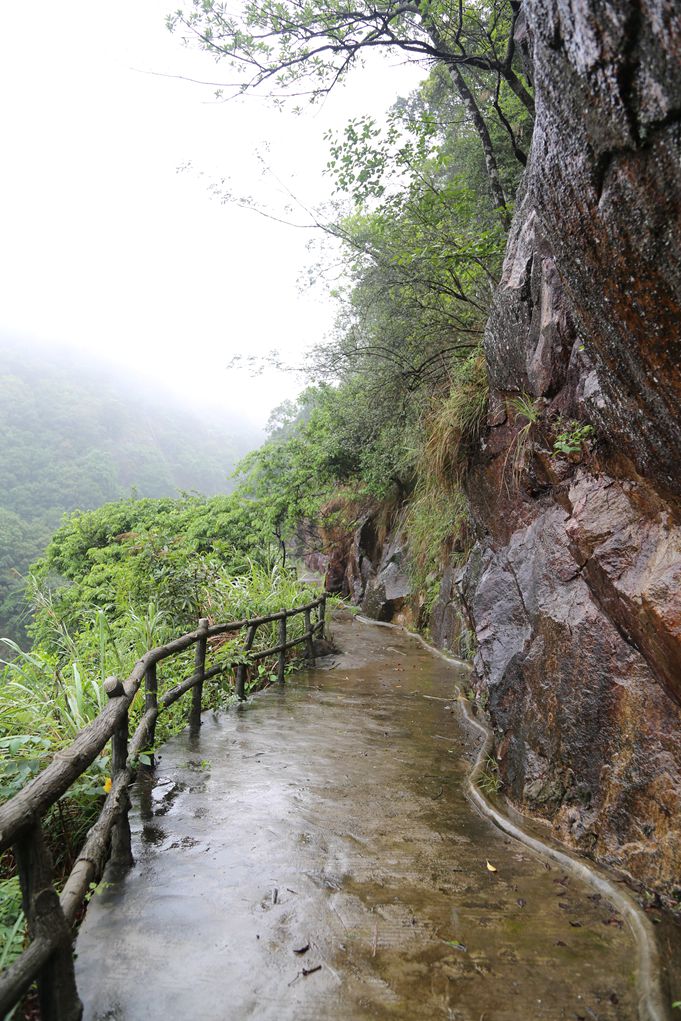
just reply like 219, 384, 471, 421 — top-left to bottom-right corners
0, 490, 318, 968
167, 0, 533, 590
0, 340, 258, 642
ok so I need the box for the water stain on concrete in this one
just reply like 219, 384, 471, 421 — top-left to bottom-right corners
75, 618, 640, 1020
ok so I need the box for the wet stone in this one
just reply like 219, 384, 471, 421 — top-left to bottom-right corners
75, 618, 638, 1020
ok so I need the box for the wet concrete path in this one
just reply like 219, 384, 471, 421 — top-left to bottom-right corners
75, 617, 639, 1020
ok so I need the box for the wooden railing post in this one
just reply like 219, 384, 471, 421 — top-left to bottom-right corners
277, 615, 287, 684
144, 661, 158, 761
14, 823, 82, 1021
104, 676, 134, 871
319, 595, 327, 640
304, 607, 315, 665
190, 618, 209, 731
235, 623, 257, 701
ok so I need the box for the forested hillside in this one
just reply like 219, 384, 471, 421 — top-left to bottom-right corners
0, 339, 259, 640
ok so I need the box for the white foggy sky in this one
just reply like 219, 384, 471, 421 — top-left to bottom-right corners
0, 1, 425, 428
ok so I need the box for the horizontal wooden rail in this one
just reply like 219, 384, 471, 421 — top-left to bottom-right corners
160, 661, 229, 710
250, 624, 321, 662
0, 593, 326, 1020
204, 598, 322, 638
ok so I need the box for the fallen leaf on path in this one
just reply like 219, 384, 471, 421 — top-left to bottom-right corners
569, 920, 582, 927
302, 965, 322, 976
486, 861, 497, 873
293, 943, 310, 955
443, 940, 467, 952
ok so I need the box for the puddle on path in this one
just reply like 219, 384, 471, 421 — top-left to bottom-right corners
75, 618, 643, 1020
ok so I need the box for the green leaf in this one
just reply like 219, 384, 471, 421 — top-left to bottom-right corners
443, 939, 467, 952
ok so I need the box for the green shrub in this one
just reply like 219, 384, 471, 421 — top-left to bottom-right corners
406, 485, 470, 594
404, 350, 486, 594
552, 420, 594, 456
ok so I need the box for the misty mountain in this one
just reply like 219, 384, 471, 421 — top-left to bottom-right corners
0, 337, 261, 639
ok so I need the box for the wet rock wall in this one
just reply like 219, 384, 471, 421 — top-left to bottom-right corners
458, 0, 681, 901
321, 510, 416, 626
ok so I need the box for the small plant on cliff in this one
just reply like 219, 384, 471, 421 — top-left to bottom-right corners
508, 394, 540, 424
503, 393, 541, 491
459, 626, 477, 662
552, 420, 594, 456
478, 755, 503, 795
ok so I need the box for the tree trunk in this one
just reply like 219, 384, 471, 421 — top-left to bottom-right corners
450, 65, 510, 228
504, 66, 535, 116
418, 11, 511, 228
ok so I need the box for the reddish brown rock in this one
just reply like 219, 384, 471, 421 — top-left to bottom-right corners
565, 473, 681, 704
457, 0, 681, 902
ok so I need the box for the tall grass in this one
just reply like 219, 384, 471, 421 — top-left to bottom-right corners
421, 350, 489, 488
405, 350, 487, 594
0, 639, 113, 866
405, 485, 470, 593
1, 562, 316, 807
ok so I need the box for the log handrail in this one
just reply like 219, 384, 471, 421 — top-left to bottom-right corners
0, 593, 326, 1019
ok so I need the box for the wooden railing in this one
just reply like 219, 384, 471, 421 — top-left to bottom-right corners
0, 595, 326, 1020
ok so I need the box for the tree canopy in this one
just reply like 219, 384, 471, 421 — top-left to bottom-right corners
169, 0, 533, 221
168, 0, 532, 108
229, 40, 528, 584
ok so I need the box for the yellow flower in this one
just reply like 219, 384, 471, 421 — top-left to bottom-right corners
103, 777, 113, 794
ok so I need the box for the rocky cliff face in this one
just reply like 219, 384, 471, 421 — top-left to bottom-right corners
458, 0, 681, 902
321, 510, 417, 626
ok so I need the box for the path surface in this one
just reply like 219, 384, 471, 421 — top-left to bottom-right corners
75, 617, 639, 1020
